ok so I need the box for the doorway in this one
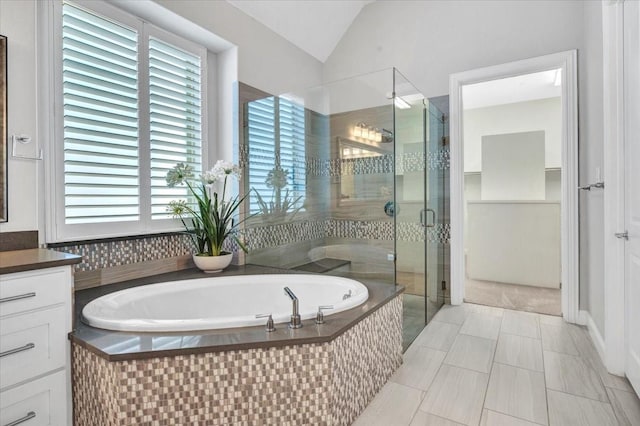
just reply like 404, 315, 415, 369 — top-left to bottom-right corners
450, 51, 579, 321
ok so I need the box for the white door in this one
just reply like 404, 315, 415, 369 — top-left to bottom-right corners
624, 0, 640, 396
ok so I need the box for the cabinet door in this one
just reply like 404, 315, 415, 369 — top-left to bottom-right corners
0, 370, 68, 426
0, 305, 66, 390
0, 267, 70, 318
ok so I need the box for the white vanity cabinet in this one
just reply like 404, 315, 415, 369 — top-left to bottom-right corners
0, 251, 78, 426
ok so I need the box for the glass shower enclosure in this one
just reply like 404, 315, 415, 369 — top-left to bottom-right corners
239, 68, 447, 349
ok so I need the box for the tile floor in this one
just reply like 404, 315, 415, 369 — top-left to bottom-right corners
354, 303, 640, 426
403, 294, 443, 350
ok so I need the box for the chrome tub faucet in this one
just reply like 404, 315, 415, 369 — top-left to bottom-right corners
284, 287, 302, 329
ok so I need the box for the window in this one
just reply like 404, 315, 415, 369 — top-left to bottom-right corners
53, 1, 206, 240
246, 96, 306, 215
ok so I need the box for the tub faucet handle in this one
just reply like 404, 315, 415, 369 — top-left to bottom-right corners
255, 313, 276, 332
315, 305, 334, 325
284, 287, 302, 329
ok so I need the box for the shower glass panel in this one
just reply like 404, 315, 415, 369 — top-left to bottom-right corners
393, 70, 428, 348
393, 71, 447, 348
240, 70, 396, 288
426, 101, 447, 318
239, 69, 445, 350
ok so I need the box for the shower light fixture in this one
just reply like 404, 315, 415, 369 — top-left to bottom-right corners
353, 122, 383, 143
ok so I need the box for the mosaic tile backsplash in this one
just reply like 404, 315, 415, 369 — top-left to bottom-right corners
50, 218, 450, 273
72, 295, 403, 426
51, 234, 196, 272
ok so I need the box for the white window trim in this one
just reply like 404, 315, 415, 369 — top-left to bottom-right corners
41, 0, 208, 243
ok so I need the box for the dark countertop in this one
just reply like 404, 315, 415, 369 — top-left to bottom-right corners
70, 264, 403, 361
0, 248, 82, 275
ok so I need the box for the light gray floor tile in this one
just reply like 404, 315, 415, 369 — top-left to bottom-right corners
494, 333, 544, 372
435, 305, 469, 325
540, 323, 579, 356
459, 313, 502, 340
444, 334, 496, 373
420, 364, 489, 426
567, 325, 635, 393
410, 411, 465, 426
412, 320, 460, 352
392, 346, 447, 391
547, 389, 617, 426
464, 303, 505, 317
606, 387, 640, 426
543, 351, 608, 402
484, 363, 548, 425
480, 409, 543, 426
500, 310, 540, 339
538, 314, 565, 327
353, 381, 424, 426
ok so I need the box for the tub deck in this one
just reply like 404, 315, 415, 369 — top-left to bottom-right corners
70, 264, 403, 361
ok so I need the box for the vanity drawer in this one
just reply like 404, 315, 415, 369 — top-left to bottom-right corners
0, 306, 66, 390
0, 369, 67, 426
0, 267, 70, 317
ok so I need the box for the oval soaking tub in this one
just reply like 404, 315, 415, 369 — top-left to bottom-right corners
82, 274, 369, 332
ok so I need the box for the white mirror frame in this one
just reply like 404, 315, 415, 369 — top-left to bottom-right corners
449, 50, 579, 323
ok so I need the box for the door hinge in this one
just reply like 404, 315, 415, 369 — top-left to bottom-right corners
441, 281, 447, 291
615, 231, 629, 240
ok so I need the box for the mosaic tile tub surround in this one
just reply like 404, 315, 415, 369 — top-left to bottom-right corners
72, 295, 403, 426
49, 219, 449, 275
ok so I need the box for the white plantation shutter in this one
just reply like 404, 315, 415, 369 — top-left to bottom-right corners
149, 37, 202, 219
246, 97, 306, 214
62, 3, 140, 224
247, 97, 276, 213
279, 99, 306, 207
55, 1, 207, 239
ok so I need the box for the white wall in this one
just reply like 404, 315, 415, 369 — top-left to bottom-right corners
156, 0, 323, 97
481, 131, 546, 200
463, 98, 562, 172
580, 0, 605, 336
0, 0, 41, 234
467, 201, 561, 287
324, 1, 584, 97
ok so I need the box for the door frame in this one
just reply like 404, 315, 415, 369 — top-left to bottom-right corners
602, 0, 634, 378
449, 51, 580, 323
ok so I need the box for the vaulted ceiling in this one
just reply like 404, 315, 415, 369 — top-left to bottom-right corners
226, 0, 374, 63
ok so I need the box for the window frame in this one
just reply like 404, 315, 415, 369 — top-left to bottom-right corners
46, 0, 208, 242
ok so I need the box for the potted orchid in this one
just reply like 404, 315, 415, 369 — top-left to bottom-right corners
166, 160, 248, 273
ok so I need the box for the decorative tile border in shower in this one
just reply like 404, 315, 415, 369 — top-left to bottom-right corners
243, 219, 328, 250
71, 295, 403, 426
428, 147, 451, 171
243, 218, 450, 251
325, 218, 394, 240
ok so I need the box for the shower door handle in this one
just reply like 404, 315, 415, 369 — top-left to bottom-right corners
420, 209, 436, 228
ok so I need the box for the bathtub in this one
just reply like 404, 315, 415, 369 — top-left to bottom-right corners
81, 274, 369, 332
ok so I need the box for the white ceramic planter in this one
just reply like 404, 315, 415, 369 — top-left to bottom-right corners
192, 252, 233, 273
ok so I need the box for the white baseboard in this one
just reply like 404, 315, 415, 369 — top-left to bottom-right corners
579, 310, 606, 365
